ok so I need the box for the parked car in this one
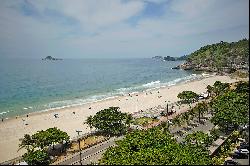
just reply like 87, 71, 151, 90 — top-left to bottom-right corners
235, 148, 249, 154
232, 152, 248, 159
224, 160, 239, 165
240, 142, 248, 146
239, 124, 249, 130
237, 144, 249, 150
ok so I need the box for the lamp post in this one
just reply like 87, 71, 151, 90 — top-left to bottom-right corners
167, 102, 171, 131
76, 130, 82, 165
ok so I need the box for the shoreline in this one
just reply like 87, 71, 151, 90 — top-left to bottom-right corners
0, 74, 238, 162
0, 72, 208, 121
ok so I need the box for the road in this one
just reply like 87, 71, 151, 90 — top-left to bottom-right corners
55, 136, 124, 165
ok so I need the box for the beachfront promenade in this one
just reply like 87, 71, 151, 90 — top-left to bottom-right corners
54, 111, 217, 165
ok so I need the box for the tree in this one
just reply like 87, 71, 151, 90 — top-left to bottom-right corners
99, 127, 212, 165
19, 134, 35, 152
194, 102, 208, 123
184, 131, 213, 147
234, 81, 249, 94
85, 107, 132, 136
19, 128, 70, 165
213, 81, 230, 96
19, 128, 70, 155
172, 115, 182, 127
31, 127, 70, 150
210, 91, 249, 132
177, 91, 199, 103
210, 128, 220, 140
184, 39, 249, 72
46, 127, 70, 150
23, 150, 50, 165
86, 115, 94, 129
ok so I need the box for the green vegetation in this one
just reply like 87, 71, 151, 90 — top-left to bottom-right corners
98, 80, 249, 165
171, 101, 209, 127
19, 127, 70, 151
234, 81, 249, 94
212, 81, 230, 96
194, 101, 208, 123
206, 81, 230, 98
209, 127, 220, 140
22, 150, 50, 165
19, 127, 70, 165
184, 131, 213, 147
210, 90, 249, 131
85, 107, 132, 135
177, 91, 199, 103
183, 39, 249, 72
212, 131, 241, 165
99, 127, 212, 165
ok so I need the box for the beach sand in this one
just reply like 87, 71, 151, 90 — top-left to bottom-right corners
0, 75, 237, 162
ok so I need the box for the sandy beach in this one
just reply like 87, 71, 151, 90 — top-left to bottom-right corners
0, 75, 238, 162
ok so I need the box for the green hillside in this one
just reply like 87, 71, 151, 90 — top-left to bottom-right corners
180, 39, 249, 72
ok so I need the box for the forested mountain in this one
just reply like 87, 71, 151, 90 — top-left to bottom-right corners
177, 39, 249, 72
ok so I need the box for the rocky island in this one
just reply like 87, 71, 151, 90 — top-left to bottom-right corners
42, 56, 62, 60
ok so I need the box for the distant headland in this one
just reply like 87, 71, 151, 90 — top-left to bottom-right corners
42, 56, 62, 60
152, 55, 187, 61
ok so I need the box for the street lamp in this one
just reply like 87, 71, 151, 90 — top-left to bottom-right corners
76, 130, 83, 165
167, 102, 170, 131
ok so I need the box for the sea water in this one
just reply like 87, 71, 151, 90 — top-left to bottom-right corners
0, 58, 203, 118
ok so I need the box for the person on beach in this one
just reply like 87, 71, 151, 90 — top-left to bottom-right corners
1, 118, 3, 122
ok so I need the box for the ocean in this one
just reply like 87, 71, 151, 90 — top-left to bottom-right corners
0, 58, 202, 118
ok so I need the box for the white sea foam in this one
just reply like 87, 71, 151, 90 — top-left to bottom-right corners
19, 73, 207, 115
0, 111, 9, 115
142, 80, 161, 88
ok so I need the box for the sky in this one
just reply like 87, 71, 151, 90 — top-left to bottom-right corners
0, 0, 249, 59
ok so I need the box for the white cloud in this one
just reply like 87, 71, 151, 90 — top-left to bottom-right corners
142, 0, 169, 4
0, 0, 248, 58
170, 0, 216, 18
26, 0, 145, 31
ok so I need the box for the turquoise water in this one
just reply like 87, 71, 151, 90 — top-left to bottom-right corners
0, 58, 199, 118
